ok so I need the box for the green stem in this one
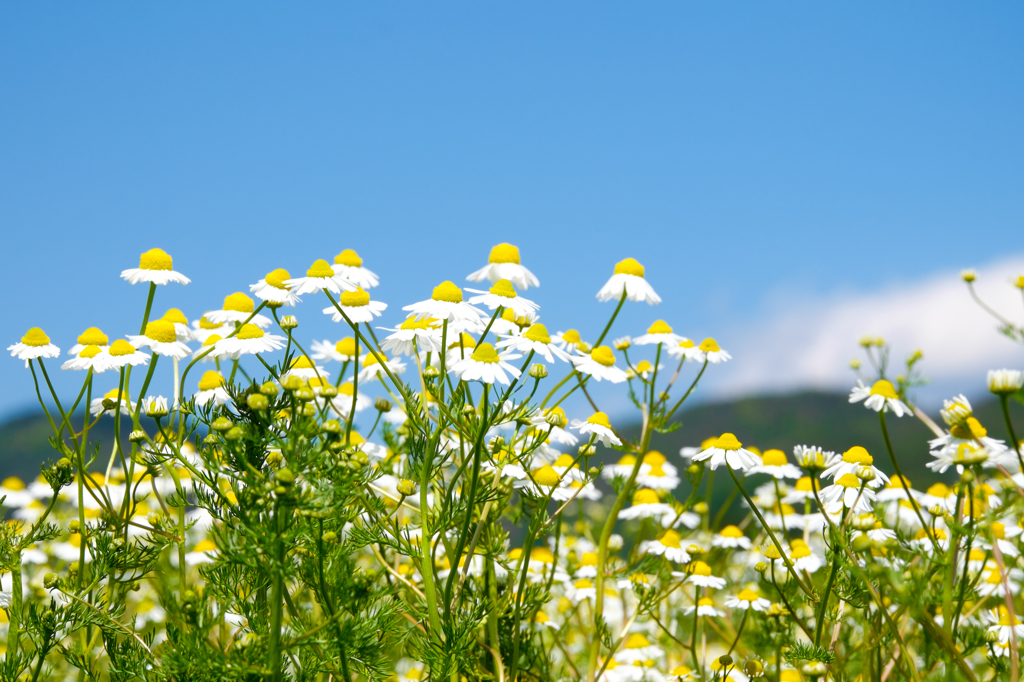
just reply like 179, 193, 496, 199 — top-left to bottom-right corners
999, 395, 1023, 472
594, 290, 626, 347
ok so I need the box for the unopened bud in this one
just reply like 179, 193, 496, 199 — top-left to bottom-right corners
755, 562, 768, 573
961, 269, 977, 283
69, 520, 80, 534
396, 479, 417, 496
275, 468, 295, 486
375, 397, 393, 413
279, 315, 299, 330
856, 466, 876, 482
528, 363, 548, 379
579, 444, 596, 457
247, 393, 270, 411
693, 501, 708, 515
212, 417, 234, 432
260, 381, 280, 396
718, 655, 733, 668
129, 429, 147, 443
225, 426, 245, 441
43, 573, 58, 589
608, 534, 624, 551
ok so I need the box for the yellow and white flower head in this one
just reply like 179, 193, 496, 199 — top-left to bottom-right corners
403, 281, 485, 329
157, 309, 195, 342
377, 317, 444, 357
636, 451, 682, 491
725, 588, 771, 612
328, 382, 372, 417
192, 335, 225, 362
9, 328, 60, 366
128, 320, 192, 359
788, 539, 823, 573
984, 607, 1024, 646
673, 560, 726, 588
640, 529, 691, 563
821, 446, 889, 488
358, 352, 407, 383
0, 477, 34, 509
190, 315, 234, 343
712, 525, 752, 549
62, 344, 108, 372
185, 539, 218, 565
633, 320, 683, 347
194, 371, 231, 407
615, 633, 664, 664
451, 342, 521, 385
978, 563, 1024, 599
467, 279, 539, 317
286, 259, 357, 296
570, 412, 622, 447
927, 439, 1008, 475
466, 243, 539, 290
849, 379, 910, 417
120, 248, 190, 286
142, 395, 170, 418
793, 444, 839, 473
332, 249, 379, 289
690, 338, 731, 364
618, 488, 675, 521
748, 449, 803, 480
552, 329, 586, 352
68, 327, 110, 354
90, 387, 136, 417
516, 464, 571, 498
988, 369, 1024, 396
691, 433, 759, 471
572, 345, 628, 383
100, 339, 150, 371
214, 324, 286, 358
281, 356, 330, 383
665, 338, 702, 361
250, 268, 301, 307
597, 258, 661, 305
529, 407, 579, 446
440, 333, 479, 367
311, 337, 362, 363
205, 293, 272, 328
565, 578, 598, 605
820, 473, 876, 515
496, 323, 572, 363
683, 598, 725, 618
323, 287, 387, 323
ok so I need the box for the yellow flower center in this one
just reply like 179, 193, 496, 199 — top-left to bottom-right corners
554, 454, 576, 468
202, 335, 222, 347
470, 343, 500, 364
587, 411, 612, 429
80, 345, 102, 358
590, 345, 616, 367
432, 281, 463, 303
951, 417, 987, 439
192, 539, 217, 553
632, 488, 660, 506
338, 382, 355, 396
199, 316, 220, 330
870, 380, 898, 399
306, 259, 335, 278
613, 258, 645, 277
77, 327, 108, 346
737, 589, 761, 602
223, 292, 255, 313
761, 449, 788, 466
720, 525, 744, 539
561, 329, 582, 345
290, 356, 315, 370
363, 353, 383, 367
336, 338, 357, 356
792, 545, 811, 559
237, 324, 264, 340
489, 279, 517, 298
581, 552, 598, 566
265, 268, 291, 290
842, 446, 873, 465
340, 287, 371, 307
625, 633, 650, 649
488, 243, 521, 264
523, 323, 551, 344
108, 339, 136, 356
400, 316, 435, 330
678, 339, 695, 349
795, 477, 813, 492
715, 433, 742, 451
20, 328, 50, 347
532, 465, 561, 487
658, 529, 682, 548
139, 248, 173, 271
334, 249, 363, 267
647, 320, 673, 335
2, 477, 25, 490
449, 333, 477, 351
644, 451, 666, 465
635, 360, 653, 373
698, 338, 720, 352
198, 371, 225, 391
837, 473, 862, 488
145, 320, 178, 343
926, 483, 949, 497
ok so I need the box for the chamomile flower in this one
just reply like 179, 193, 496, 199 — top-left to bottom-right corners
466, 243, 540, 290
691, 433, 759, 472
640, 529, 691, 563
9, 328, 60, 365
748, 449, 803, 480
616, 634, 664, 664
404, 281, 485, 329
572, 345, 628, 383
184, 539, 218, 566
496, 323, 572, 363
984, 607, 1024, 645
675, 561, 726, 588
725, 588, 771, 612
204, 292, 272, 328
357, 353, 407, 383
378, 317, 443, 356
90, 387, 136, 417
0, 477, 33, 509
793, 445, 839, 473
120, 248, 190, 286
214, 324, 286, 358
194, 371, 231, 407
565, 578, 598, 604
665, 338, 701, 361
332, 249, 380, 289
570, 412, 622, 447
788, 539, 823, 573
518, 465, 572, 498
451, 342, 522, 385
311, 338, 361, 363
100, 339, 150, 371
192, 335, 224, 361
552, 329, 586, 351
636, 453, 682, 491
820, 473, 876, 515
618, 489, 676, 521
467, 278, 539, 318
989, 369, 1024, 396
323, 287, 387, 323
633, 320, 683, 346
190, 316, 233, 343
61, 345, 108, 372
978, 564, 1024, 599
849, 379, 910, 417
691, 338, 731, 364
713, 525, 752, 550
68, 327, 110, 354
281, 356, 330, 383
287, 259, 357, 296
128, 320, 192, 359
820, 446, 889, 488
142, 395, 170, 418
488, 307, 538, 337
683, 598, 725, 618
329, 383, 372, 416
250, 268, 301, 307
597, 258, 661, 305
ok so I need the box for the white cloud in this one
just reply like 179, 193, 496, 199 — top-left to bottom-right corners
712, 256, 1024, 402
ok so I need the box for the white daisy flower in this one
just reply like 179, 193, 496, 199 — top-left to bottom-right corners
323, 287, 387, 323
516, 464, 573, 498
120, 248, 190, 286
99, 339, 150, 371
674, 561, 726, 588
572, 345, 628, 383
250, 268, 301, 307
0, 477, 34, 509
204, 292, 272, 328
214, 324, 287, 358
552, 329, 586, 351
712, 525, 751, 549
638, 529, 690, 563
192, 334, 225, 362
691, 433, 759, 472
328, 382, 372, 416
332, 249, 380, 289
725, 588, 771, 612
597, 258, 661, 305
357, 353, 407, 383
286, 259, 357, 296
665, 338, 702, 361
451, 342, 521, 385
633, 320, 684, 346
466, 243, 540, 290
68, 327, 110, 355
61, 344, 109, 372
849, 379, 910, 417
281, 356, 330, 382
820, 446, 889, 488
190, 315, 234, 343
927, 440, 1008, 475
984, 608, 1024, 645
496, 323, 572, 363
616, 633, 664, 664
565, 578, 598, 604
403, 281, 485, 328
311, 337, 361, 363
184, 539, 218, 565
618, 488, 676, 521
788, 540, 823, 573
747, 449, 803, 480
90, 387, 136, 417
989, 369, 1024, 396
9, 328, 60, 366
128, 320, 192, 359
690, 338, 731, 364
142, 395, 170, 418
194, 371, 231, 407
683, 598, 725, 618
793, 444, 840, 472
819, 473, 876, 515
467, 278, 539, 318
570, 411, 622, 447
378, 317, 443, 357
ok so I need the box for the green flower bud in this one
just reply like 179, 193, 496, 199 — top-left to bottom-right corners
211, 417, 234, 432
247, 393, 270, 411
260, 381, 280, 396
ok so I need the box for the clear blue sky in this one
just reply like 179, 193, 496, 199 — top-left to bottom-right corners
2, 3, 1022, 419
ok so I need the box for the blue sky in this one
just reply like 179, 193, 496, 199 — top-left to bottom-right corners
2, 3, 1023, 420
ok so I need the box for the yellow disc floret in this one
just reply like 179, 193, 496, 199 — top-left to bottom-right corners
470, 343, 500, 364
761, 449, 788, 466
139, 248, 173, 271
265, 268, 291, 290
290, 356, 315, 369
144, 320, 178, 343
590, 345, 616, 367
334, 249, 363, 267
532, 465, 561, 487
80, 345, 102, 358
870, 380, 898, 399
837, 473, 861, 488
524, 323, 551, 344
613, 258, 645, 277
587, 411, 612, 429
489, 279, 517, 298
561, 329, 582, 345
162, 309, 189, 325
198, 371, 226, 391
336, 338, 357, 356
699, 338, 721, 352
237, 324, 264, 340
20, 328, 50, 347
77, 327, 108, 346
306, 259, 335, 278
715, 433, 742, 451
108, 339, 136, 356
431, 281, 463, 303
340, 287, 371, 307
646, 320, 673, 335
632, 488, 660, 506
223, 293, 255, 313
842, 446, 873, 465
488, 243, 521, 264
